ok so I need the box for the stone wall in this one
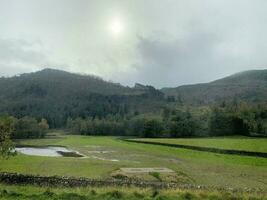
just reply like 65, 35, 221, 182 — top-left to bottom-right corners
124, 139, 267, 158
0, 172, 181, 189
0, 172, 264, 194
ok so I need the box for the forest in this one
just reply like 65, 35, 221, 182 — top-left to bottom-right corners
0, 69, 266, 140
1, 101, 266, 141
64, 101, 267, 137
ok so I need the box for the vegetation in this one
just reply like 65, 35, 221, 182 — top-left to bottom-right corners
0, 69, 164, 128
1, 99, 265, 139
0, 68, 267, 198
132, 137, 267, 153
162, 69, 267, 105
0, 116, 14, 159
149, 172, 162, 182
0, 116, 49, 142
1, 135, 267, 189
209, 102, 267, 136
1, 184, 266, 200
66, 102, 267, 137
0, 68, 266, 131
12, 117, 49, 139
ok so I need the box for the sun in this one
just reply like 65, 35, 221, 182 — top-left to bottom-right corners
109, 17, 124, 36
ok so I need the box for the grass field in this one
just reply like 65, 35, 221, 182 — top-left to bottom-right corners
1, 184, 266, 200
132, 137, 267, 153
1, 133, 267, 190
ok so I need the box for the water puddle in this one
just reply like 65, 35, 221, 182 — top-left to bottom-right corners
15, 147, 83, 157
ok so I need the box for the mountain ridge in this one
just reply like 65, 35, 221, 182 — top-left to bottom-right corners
0, 68, 266, 127
162, 69, 267, 104
0, 68, 165, 127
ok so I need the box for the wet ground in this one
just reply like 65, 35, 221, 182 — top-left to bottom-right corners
15, 147, 83, 157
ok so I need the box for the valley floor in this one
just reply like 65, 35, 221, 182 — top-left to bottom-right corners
0, 133, 267, 199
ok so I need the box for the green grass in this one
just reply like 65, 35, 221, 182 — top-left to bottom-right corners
133, 137, 267, 153
149, 172, 162, 182
1, 134, 267, 189
0, 184, 266, 200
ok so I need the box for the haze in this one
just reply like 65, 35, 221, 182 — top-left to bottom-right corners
0, 0, 267, 87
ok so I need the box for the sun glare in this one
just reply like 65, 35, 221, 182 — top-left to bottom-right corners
109, 17, 124, 36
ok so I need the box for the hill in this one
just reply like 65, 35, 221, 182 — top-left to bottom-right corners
0, 68, 133, 97
162, 69, 267, 105
0, 68, 266, 128
0, 69, 164, 127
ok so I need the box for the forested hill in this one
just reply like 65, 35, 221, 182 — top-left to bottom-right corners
161, 69, 267, 105
0, 68, 133, 96
0, 68, 164, 127
0, 68, 266, 128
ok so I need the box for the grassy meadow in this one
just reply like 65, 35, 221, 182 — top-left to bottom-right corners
132, 137, 267, 153
0, 133, 267, 190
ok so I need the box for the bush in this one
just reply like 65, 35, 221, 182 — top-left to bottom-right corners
0, 116, 15, 158
12, 117, 49, 139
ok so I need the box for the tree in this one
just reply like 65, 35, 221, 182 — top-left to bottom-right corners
162, 107, 171, 121
209, 104, 249, 136
169, 110, 196, 137
142, 118, 163, 138
126, 118, 145, 136
0, 116, 15, 159
38, 118, 49, 137
13, 117, 44, 139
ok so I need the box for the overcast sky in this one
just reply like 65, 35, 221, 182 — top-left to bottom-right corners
0, 0, 267, 88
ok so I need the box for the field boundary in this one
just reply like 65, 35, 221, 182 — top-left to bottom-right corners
0, 172, 265, 194
0, 172, 197, 189
124, 139, 267, 158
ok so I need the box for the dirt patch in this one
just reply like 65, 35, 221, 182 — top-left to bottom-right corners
111, 168, 192, 184
120, 168, 174, 173
90, 155, 119, 162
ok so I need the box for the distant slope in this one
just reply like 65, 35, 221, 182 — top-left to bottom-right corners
0, 68, 132, 97
0, 69, 164, 127
1, 68, 266, 127
162, 69, 267, 105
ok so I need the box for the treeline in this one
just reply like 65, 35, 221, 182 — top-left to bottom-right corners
0, 116, 49, 139
209, 102, 267, 136
67, 102, 267, 137
0, 116, 49, 158
1, 102, 266, 138
66, 111, 199, 137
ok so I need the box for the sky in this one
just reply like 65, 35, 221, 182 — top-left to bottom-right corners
0, 0, 267, 88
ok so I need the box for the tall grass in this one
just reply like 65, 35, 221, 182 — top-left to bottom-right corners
0, 184, 266, 200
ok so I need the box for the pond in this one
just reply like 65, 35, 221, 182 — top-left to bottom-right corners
15, 146, 84, 157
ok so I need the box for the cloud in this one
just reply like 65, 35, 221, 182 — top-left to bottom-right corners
123, 32, 222, 87
122, 26, 267, 88
1, 0, 267, 87
0, 38, 50, 76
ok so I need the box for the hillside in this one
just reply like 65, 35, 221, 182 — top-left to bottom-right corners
0, 68, 134, 97
0, 69, 164, 127
162, 69, 267, 105
0, 68, 266, 127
